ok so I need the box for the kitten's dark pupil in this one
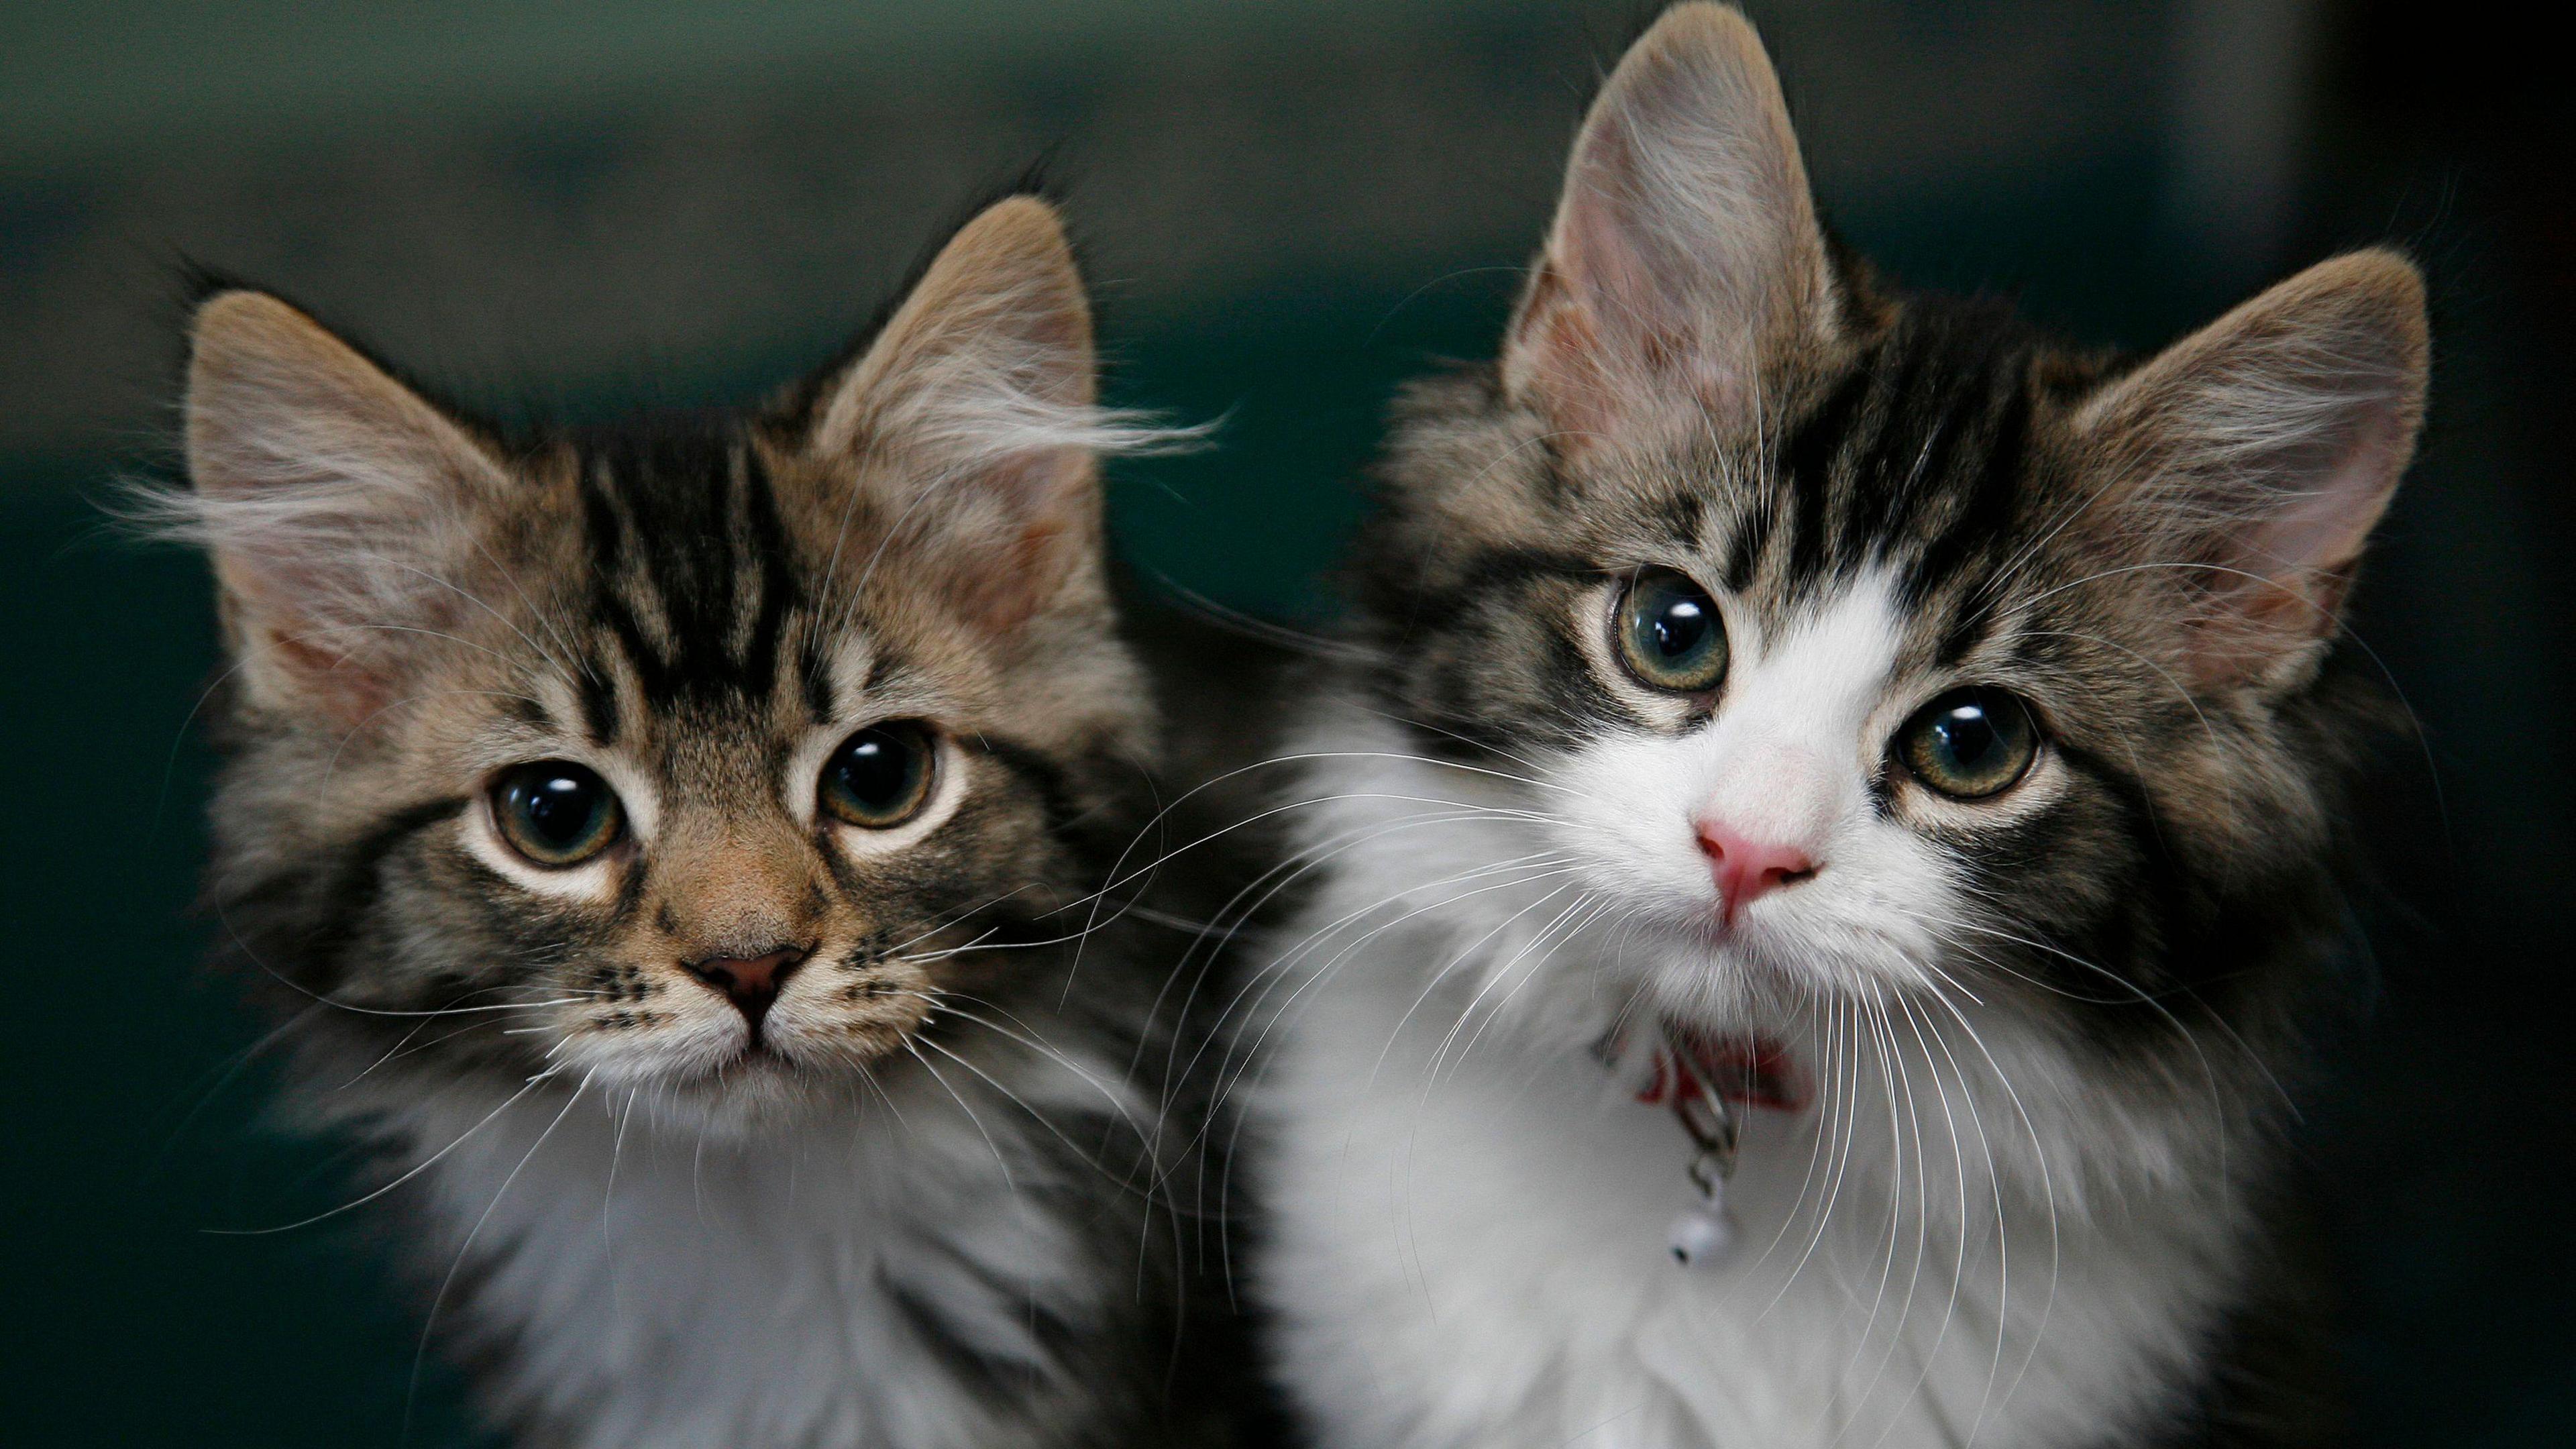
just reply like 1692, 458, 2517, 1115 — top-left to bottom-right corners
496, 763, 616, 863
1619, 571, 1726, 692
1651, 594, 1711, 661
831, 736, 908, 806
523, 775, 596, 845
824, 723, 929, 823
1932, 704, 2000, 773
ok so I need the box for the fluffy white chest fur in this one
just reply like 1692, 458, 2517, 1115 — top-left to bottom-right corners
1253, 951, 2243, 1449
319, 1046, 1124, 1449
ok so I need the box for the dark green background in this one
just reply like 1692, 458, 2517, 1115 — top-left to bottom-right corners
5, 2, 2569, 1443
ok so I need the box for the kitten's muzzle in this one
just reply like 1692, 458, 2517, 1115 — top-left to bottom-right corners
682, 945, 810, 1036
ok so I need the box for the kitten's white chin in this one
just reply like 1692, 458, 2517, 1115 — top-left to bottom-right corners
1600, 919, 1864, 1030
564, 1036, 908, 1139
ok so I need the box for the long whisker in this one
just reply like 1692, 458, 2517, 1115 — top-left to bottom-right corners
893, 991, 1146, 1139
205, 1067, 564, 1236
1419, 887, 1601, 1094
1203, 861, 1587, 1280
153, 1004, 321, 1166
1909, 973, 2059, 1442
368, 557, 575, 679
1206, 857, 1582, 1120
403, 1069, 591, 1444
909, 1032, 1155, 1205
902, 1038, 1018, 1201
1163, 816, 1577, 1123
1367, 875, 1592, 1096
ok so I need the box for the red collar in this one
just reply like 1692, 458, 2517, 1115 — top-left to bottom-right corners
1635, 1027, 1805, 1112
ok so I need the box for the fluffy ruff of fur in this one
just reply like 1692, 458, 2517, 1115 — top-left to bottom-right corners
297, 980, 1171, 1448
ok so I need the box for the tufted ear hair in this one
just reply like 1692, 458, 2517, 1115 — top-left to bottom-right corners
170, 290, 512, 729
803, 195, 1189, 632
1501, 3, 1837, 458
2078, 249, 2429, 690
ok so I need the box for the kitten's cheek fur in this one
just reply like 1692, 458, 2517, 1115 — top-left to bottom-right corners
551, 998, 749, 1087
759, 960, 937, 1069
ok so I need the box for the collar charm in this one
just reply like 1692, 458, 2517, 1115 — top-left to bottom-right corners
1662, 1034, 1741, 1266
1597, 1022, 1805, 1269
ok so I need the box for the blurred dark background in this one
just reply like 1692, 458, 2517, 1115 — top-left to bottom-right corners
1, 1, 2566, 1443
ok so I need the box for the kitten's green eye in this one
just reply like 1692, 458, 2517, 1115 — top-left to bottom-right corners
820, 720, 937, 829
492, 762, 623, 867
1896, 688, 2040, 800
1615, 568, 1729, 693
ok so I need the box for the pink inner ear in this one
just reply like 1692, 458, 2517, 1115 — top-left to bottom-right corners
1500, 19, 1824, 455
218, 533, 466, 731
1512, 211, 1746, 450
1511, 264, 1622, 444
2240, 405, 2408, 586
2176, 397, 2409, 686
266, 625, 396, 727
933, 445, 1095, 633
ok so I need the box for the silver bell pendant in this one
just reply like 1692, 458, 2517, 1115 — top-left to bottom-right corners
1666, 1084, 1742, 1269
1668, 1188, 1738, 1266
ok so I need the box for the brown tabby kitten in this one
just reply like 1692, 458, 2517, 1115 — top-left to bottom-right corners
1246, 8, 2426, 1448
158, 196, 1238, 1447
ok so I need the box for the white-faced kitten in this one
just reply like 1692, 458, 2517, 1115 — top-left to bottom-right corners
1243, 8, 2425, 1448
159, 196, 1236, 1447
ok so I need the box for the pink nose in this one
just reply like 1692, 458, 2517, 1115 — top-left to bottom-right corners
1695, 820, 1818, 924
682, 945, 808, 1032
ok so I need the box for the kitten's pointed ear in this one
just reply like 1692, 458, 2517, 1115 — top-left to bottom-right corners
180, 290, 509, 727
2079, 250, 2428, 689
807, 196, 1140, 631
1502, 3, 1836, 453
